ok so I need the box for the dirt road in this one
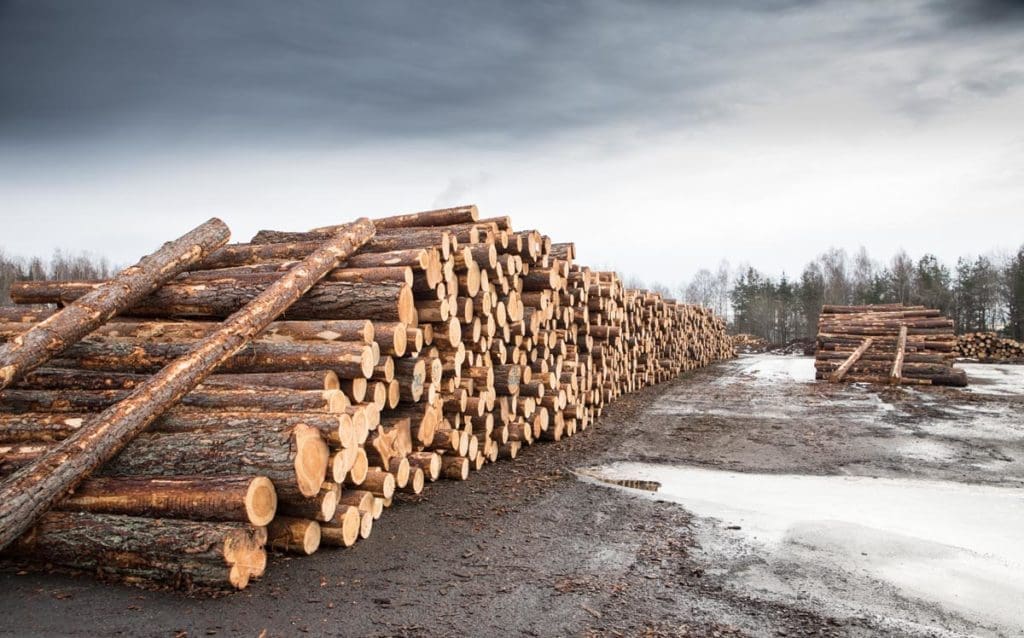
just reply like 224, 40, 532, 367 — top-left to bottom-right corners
1, 355, 1020, 637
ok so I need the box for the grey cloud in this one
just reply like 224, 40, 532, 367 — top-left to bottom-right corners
0, 0, 1022, 151
928, 0, 1024, 26
0, 1, 735, 146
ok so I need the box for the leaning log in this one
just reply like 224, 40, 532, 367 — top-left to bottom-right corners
0, 218, 230, 389
0, 218, 375, 551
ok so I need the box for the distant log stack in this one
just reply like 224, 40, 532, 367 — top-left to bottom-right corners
814, 304, 967, 386
0, 204, 733, 592
955, 332, 1024, 362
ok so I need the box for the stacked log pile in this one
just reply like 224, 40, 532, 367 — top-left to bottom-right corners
0, 205, 733, 591
732, 333, 769, 354
814, 304, 967, 386
955, 332, 1024, 362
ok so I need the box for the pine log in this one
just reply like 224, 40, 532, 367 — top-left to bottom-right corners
320, 505, 361, 547
440, 456, 469, 481
355, 205, 478, 230
0, 388, 348, 416
59, 476, 277, 526
15, 279, 415, 325
0, 218, 230, 390
267, 516, 320, 555
277, 482, 339, 522
48, 340, 374, 378
0, 220, 371, 551
890, 324, 908, 384
5, 511, 267, 590
829, 337, 874, 382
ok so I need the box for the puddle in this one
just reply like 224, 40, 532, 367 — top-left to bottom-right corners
578, 463, 1024, 635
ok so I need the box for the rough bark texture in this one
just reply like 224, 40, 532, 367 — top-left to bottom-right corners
6, 424, 328, 498
48, 339, 374, 378
0, 409, 346, 444
309, 205, 478, 232
59, 476, 277, 526
4, 318, 374, 345
0, 387, 344, 414
4, 511, 267, 590
0, 218, 230, 389
0, 218, 374, 551
17, 280, 414, 324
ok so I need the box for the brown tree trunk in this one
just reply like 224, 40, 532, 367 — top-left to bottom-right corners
48, 339, 374, 378
15, 279, 415, 324
59, 476, 277, 526
0, 218, 230, 389
0, 218, 374, 551
7, 424, 329, 498
312, 205, 478, 231
0, 387, 347, 415
4, 511, 267, 590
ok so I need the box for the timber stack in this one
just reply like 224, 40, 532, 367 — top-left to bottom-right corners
814, 304, 967, 386
0, 204, 733, 592
955, 332, 1024, 362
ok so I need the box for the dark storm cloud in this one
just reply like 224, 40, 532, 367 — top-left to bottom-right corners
0, 0, 739, 145
929, 0, 1024, 26
0, 0, 1021, 148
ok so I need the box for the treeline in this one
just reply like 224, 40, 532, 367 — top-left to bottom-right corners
0, 249, 113, 306
679, 245, 1024, 342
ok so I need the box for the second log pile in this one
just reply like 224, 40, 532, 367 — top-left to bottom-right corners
0, 205, 734, 591
814, 304, 967, 386
955, 332, 1024, 362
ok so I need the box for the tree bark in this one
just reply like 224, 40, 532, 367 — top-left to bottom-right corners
0, 218, 230, 389
267, 516, 320, 555
0, 387, 347, 415
59, 476, 277, 526
315, 205, 478, 231
319, 505, 361, 547
48, 339, 374, 378
0, 218, 374, 551
16, 279, 415, 325
7, 424, 329, 498
4, 511, 267, 590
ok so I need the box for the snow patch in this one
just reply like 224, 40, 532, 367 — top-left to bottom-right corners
960, 363, 1024, 396
578, 463, 1024, 635
736, 355, 817, 383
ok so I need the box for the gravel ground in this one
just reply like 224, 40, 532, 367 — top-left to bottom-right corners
1, 354, 1019, 637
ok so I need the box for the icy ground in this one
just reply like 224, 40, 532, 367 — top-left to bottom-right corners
580, 464, 1024, 637
582, 356, 1024, 637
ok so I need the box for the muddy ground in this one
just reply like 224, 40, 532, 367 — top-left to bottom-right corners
0, 355, 1020, 637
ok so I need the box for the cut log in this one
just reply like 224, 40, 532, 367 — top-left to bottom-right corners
48, 340, 375, 378
0, 218, 374, 552
14, 280, 415, 325
4, 511, 267, 590
319, 505, 361, 548
267, 516, 320, 555
829, 337, 874, 382
277, 482, 339, 522
890, 324, 908, 384
57, 475, 277, 526
440, 456, 470, 481
0, 388, 348, 416
0, 218, 230, 390
317, 205, 477, 231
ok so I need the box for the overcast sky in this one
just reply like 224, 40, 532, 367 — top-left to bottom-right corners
1, 0, 1022, 287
